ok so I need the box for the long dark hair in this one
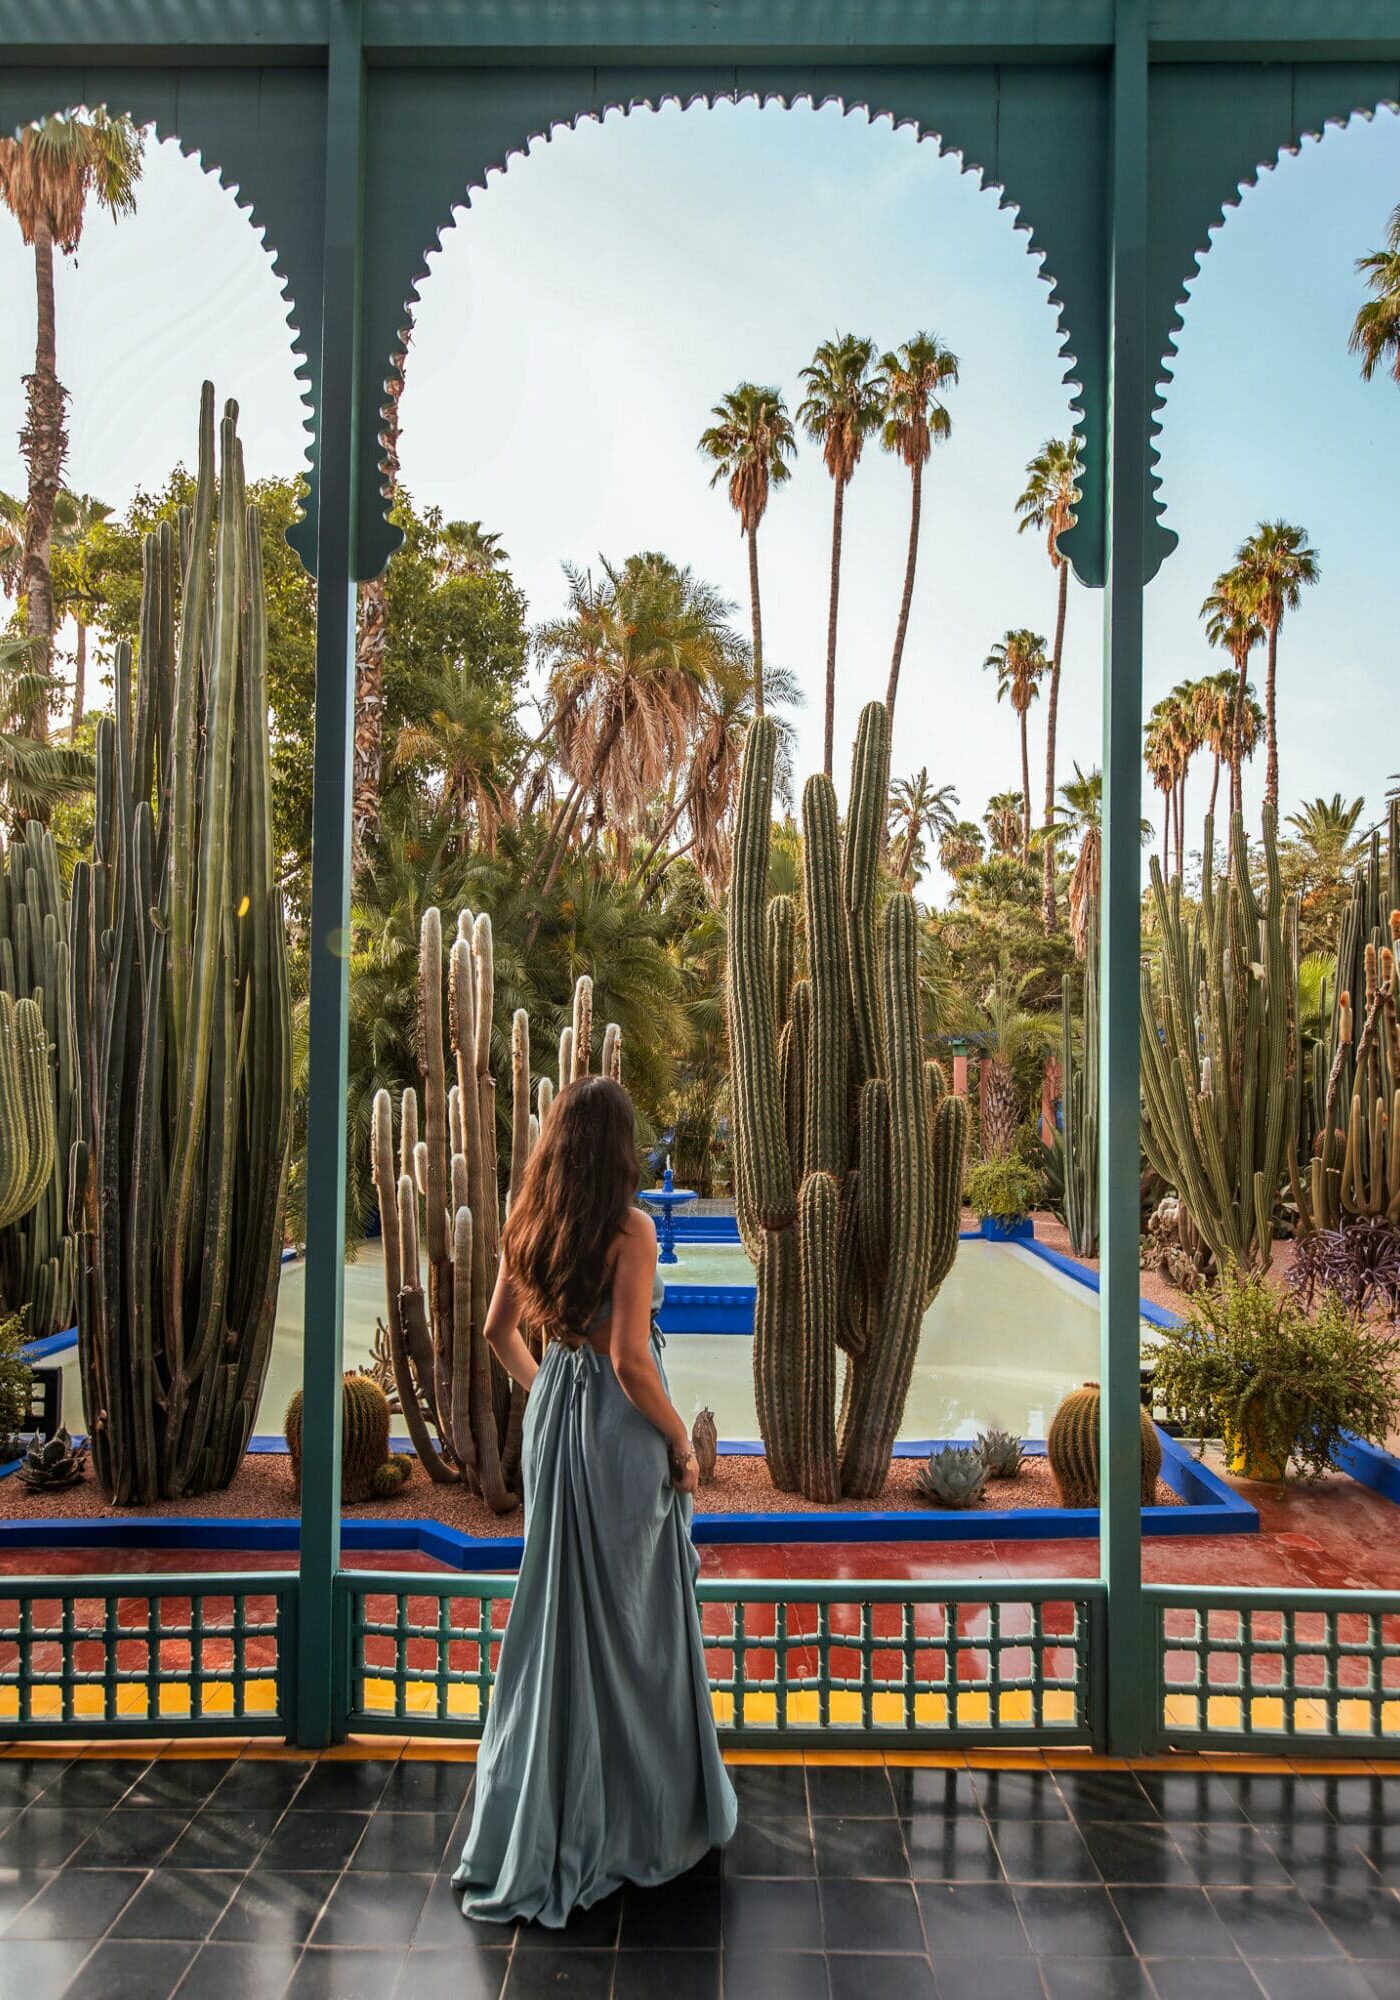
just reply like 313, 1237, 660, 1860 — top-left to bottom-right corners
501, 1075, 640, 1340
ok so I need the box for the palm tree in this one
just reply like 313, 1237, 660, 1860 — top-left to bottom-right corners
438, 519, 508, 577
1143, 701, 1178, 875
880, 333, 959, 728
938, 818, 984, 878
887, 769, 959, 889
1015, 437, 1082, 932
1195, 668, 1240, 822
1201, 567, 1264, 832
534, 553, 744, 901
391, 666, 515, 856
0, 636, 91, 828
698, 383, 796, 717
351, 328, 409, 884
983, 790, 1025, 859
1054, 761, 1153, 956
796, 335, 886, 779
1234, 520, 1319, 811
977, 971, 1059, 1160
1286, 793, 1365, 867
49, 488, 113, 734
1163, 678, 1206, 879
0, 109, 142, 740
984, 629, 1047, 861
1350, 204, 1400, 385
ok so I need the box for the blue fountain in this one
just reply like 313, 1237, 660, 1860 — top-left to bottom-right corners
639, 1157, 697, 1265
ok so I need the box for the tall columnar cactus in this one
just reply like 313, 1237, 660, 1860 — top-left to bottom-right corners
728, 702, 967, 1502
0, 824, 77, 1335
1139, 809, 1299, 1274
71, 386, 293, 1503
1061, 895, 1099, 1258
1300, 799, 1400, 1230
370, 912, 621, 1509
0, 992, 54, 1233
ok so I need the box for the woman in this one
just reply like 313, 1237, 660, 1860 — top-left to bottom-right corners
452, 1074, 737, 1927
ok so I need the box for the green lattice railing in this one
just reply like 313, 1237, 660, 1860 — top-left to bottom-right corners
1152, 1586, 1400, 1754
0, 1573, 296, 1739
339, 1572, 1103, 1747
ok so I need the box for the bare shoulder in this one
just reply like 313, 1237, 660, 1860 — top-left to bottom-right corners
624, 1200, 660, 1248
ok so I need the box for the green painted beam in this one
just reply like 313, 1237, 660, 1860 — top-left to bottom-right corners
1099, 0, 1150, 1759
294, 0, 365, 1750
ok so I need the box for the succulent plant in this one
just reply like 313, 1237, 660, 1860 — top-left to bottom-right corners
370, 915, 620, 1508
0, 822, 78, 1341
1047, 1382, 1162, 1510
691, 1407, 718, 1483
285, 1371, 411, 1505
727, 704, 966, 1501
977, 1428, 1025, 1479
914, 1445, 988, 1510
1139, 808, 1299, 1274
18, 1427, 87, 1492
71, 388, 292, 1502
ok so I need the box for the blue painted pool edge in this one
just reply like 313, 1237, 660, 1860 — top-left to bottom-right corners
1331, 1431, 1400, 1504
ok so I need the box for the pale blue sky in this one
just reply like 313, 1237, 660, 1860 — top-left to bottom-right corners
2, 97, 1397, 892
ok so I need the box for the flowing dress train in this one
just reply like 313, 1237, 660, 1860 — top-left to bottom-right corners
452, 1287, 736, 1926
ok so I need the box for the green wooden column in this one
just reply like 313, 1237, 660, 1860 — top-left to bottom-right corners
1099, 0, 1151, 1757
296, 0, 366, 1747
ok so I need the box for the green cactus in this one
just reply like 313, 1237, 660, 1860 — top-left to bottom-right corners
0, 993, 54, 1235
977, 1428, 1025, 1479
70, 386, 292, 1503
285, 1372, 410, 1505
370, 913, 619, 1511
1139, 809, 1299, 1274
1300, 799, 1400, 1230
0, 824, 78, 1335
914, 1445, 987, 1509
728, 702, 967, 1501
1046, 1382, 1162, 1509
1061, 895, 1099, 1258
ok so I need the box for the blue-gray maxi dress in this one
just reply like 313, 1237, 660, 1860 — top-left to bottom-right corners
452, 1272, 737, 1927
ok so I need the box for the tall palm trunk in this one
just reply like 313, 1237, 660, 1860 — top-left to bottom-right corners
350, 344, 407, 884
70, 613, 87, 736
885, 457, 923, 726
20, 218, 65, 746
822, 474, 846, 779
1040, 554, 1069, 932
1174, 775, 1186, 880
1263, 616, 1280, 811
1161, 798, 1170, 874
1019, 712, 1032, 862
1207, 749, 1221, 822
746, 524, 765, 719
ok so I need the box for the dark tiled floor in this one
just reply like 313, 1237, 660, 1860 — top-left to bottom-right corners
0, 1753, 1396, 1997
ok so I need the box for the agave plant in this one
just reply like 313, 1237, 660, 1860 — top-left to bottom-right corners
913, 1445, 988, 1509
977, 1428, 1025, 1478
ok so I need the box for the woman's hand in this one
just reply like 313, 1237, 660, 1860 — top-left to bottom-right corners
671, 1446, 700, 1495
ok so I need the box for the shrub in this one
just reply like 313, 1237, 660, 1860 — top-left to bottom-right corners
965, 1155, 1041, 1225
0, 1312, 32, 1452
1151, 1265, 1400, 1482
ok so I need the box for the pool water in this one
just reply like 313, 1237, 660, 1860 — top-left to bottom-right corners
42, 1237, 1146, 1449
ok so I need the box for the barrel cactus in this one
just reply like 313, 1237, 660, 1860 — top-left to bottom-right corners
370, 913, 621, 1509
1047, 1382, 1162, 1509
728, 702, 966, 1501
0, 824, 78, 1336
914, 1445, 987, 1509
71, 386, 292, 1503
285, 1373, 410, 1505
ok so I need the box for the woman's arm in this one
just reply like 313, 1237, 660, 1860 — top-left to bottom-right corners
482, 1261, 539, 1392
608, 1211, 698, 1491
